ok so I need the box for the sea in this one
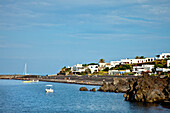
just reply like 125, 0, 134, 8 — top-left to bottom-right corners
0, 79, 169, 113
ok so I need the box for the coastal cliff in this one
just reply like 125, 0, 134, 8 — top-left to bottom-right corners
97, 75, 169, 103
97, 78, 132, 93
124, 75, 170, 103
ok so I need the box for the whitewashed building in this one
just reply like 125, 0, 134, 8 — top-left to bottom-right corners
156, 68, 170, 74
167, 60, 170, 67
132, 64, 154, 76
109, 70, 130, 75
71, 64, 86, 73
88, 65, 99, 73
99, 63, 106, 68
156, 53, 170, 60
110, 61, 121, 67
121, 58, 155, 64
105, 63, 111, 68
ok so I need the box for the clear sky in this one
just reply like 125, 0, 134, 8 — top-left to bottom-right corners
0, 0, 170, 75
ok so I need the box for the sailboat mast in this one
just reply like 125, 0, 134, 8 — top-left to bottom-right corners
25, 63, 27, 75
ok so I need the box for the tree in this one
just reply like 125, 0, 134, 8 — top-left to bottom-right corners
103, 67, 109, 71
115, 64, 132, 70
135, 56, 139, 59
167, 55, 170, 60
99, 59, 105, 63
88, 63, 99, 65
82, 64, 88, 66
152, 68, 156, 73
62, 66, 66, 69
140, 56, 145, 59
85, 69, 91, 74
155, 64, 164, 68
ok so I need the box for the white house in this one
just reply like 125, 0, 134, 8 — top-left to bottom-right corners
71, 64, 86, 73
88, 65, 99, 73
156, 53, 170, 60
121, 57, 154, 64
110, 61, 121, 67
167, 60, 170, 67
132, 64, 154, 76
109, 70, 130, 75
99, 63, 106, 68
105, 63, 111, 68
156, 68, 170, 75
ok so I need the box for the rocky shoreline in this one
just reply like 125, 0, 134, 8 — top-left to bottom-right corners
80, 75, 170, 105
1, 74, 169, 105
124, 75, 170, 103
97, 77, 131, 93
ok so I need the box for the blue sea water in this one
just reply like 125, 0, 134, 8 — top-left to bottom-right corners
0, 80, 169, 113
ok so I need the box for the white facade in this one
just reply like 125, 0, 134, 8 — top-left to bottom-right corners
156, 53, 170, 60
121, 57, 154, 64
109, 70, 130, 75
99, 63, 106, 68
142, 64, 155, 72
132, 64, 154, 76
156, 68, 170, 72
88, 65, 99, 73
110, 61, 121, 67
105, 63, 111, 68
71, 64, 86, 73
167, 60, 170, 67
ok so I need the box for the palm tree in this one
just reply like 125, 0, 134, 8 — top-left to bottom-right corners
99, 59, 105, 63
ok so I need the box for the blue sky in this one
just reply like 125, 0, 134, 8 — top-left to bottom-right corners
0, 0, 170, 75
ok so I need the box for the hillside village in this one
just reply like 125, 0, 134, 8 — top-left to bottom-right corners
58, 53, 170, 76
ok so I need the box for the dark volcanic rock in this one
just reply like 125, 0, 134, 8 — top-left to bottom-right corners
98, 78, 130, 93
90, 88, 96, 92
124, 75, 170, 103
80, 87, 88, 91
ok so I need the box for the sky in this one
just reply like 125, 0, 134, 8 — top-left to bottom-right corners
0, 0, 170, 75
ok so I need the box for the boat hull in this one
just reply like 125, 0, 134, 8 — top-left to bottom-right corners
22, 81, 31, 83
45, 88, 53, 93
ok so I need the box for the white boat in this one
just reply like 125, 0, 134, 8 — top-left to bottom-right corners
31, 80, 39, 82
45, 85, 53, 93
45, 88, 54, 93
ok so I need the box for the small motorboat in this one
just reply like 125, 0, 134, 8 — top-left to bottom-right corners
45, 88, 54, 93
45, 85, 53, 93
31, 80, 39, 82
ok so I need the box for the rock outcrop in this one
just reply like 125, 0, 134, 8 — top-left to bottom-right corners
80, 87, 88, 91
124, 75, 170, 103
90, 88, 96, 92
98, 78, 131, 93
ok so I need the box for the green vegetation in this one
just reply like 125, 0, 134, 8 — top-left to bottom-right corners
123, 72, 134, 75
62, 66, 66, 69
85, 68, 91, 74
103, 67, 109, 71
135, 56, 139, 59
167, 55, 170, 60
154, 59, 167, 68
82, 64, 88, 66
114, 64, 132, 70
88, 63, 99, 65
135, 56, 145, 59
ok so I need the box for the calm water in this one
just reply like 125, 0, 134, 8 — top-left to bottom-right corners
0, 80, 169, 113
